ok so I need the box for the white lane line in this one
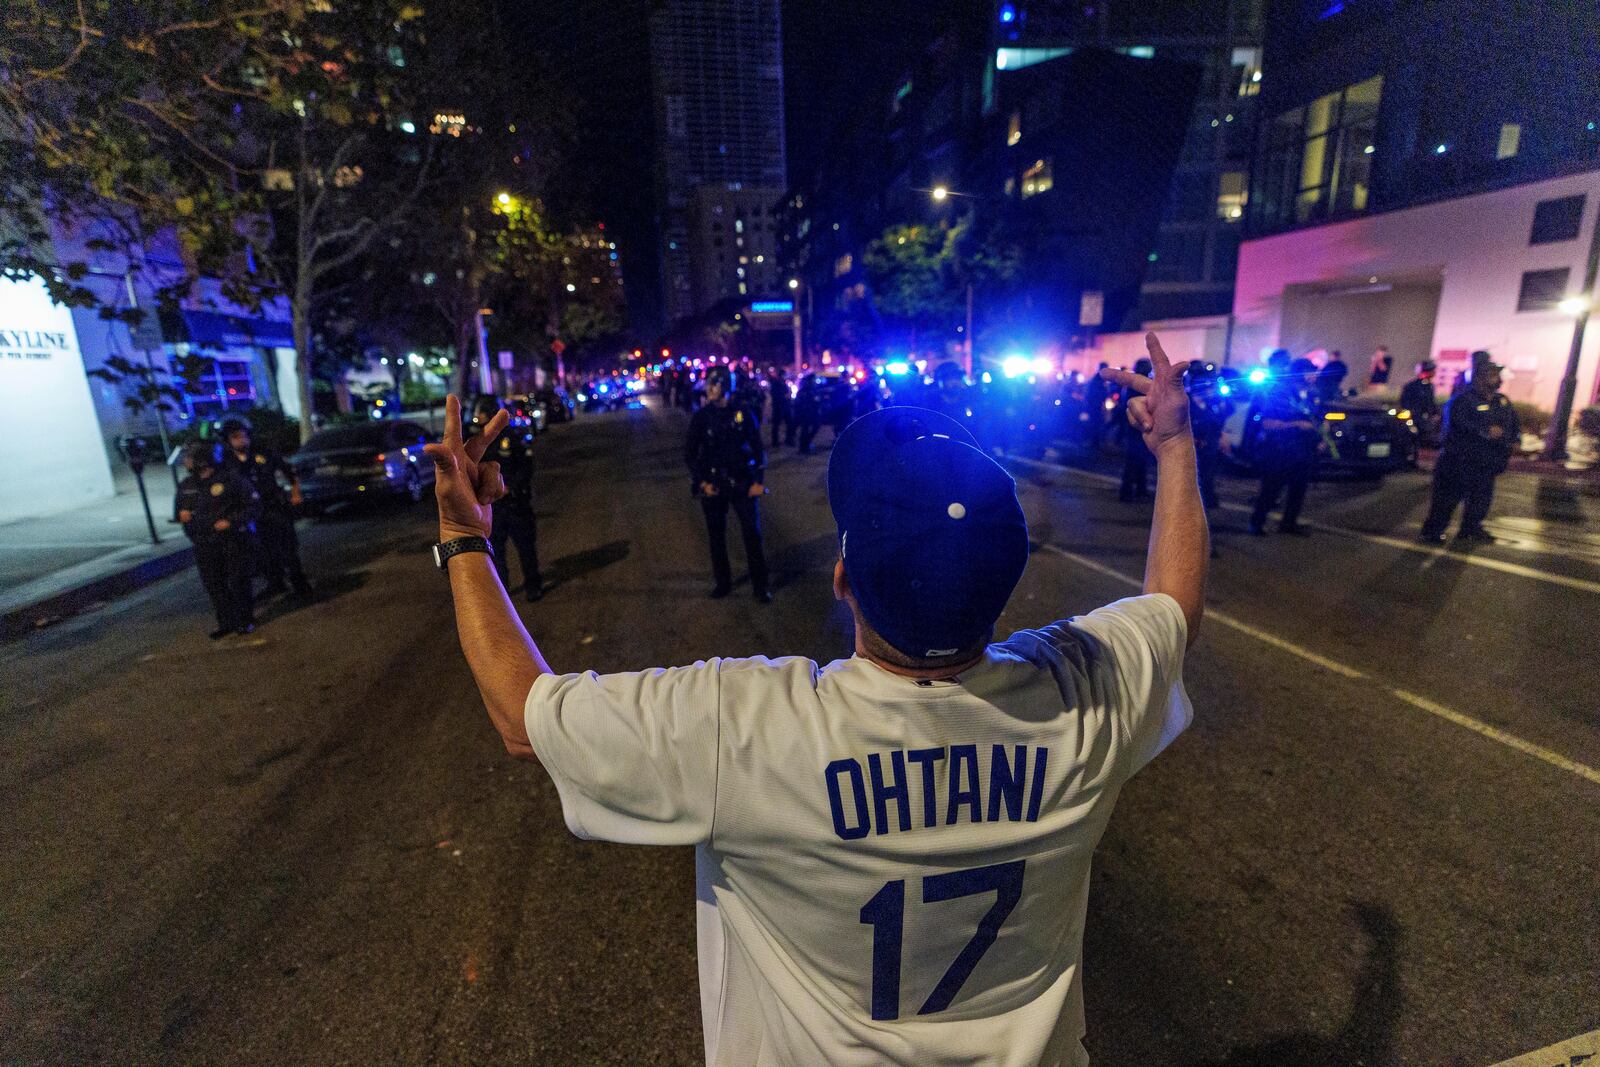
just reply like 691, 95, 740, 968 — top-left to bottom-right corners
1039, 543, 1600, 788
1008, 455, 1600, 596
1489, 1027, 1600, 1067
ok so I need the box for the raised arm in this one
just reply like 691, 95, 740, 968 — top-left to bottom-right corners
425, 395, 551, 760
1100, 334, 1209, 645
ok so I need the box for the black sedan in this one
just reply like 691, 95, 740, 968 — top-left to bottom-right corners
1225, 394, 1418, 478
291, 420, 436, 509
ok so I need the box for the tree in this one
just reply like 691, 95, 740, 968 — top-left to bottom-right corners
861, 217, 1019, 350
1, 0, 433, 442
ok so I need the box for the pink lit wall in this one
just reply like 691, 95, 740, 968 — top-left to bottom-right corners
1232, 169, 1600, 412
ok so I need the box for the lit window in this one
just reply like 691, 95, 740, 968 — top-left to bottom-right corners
1496, 123, 1521, 160
1217, 172, 1248, 221
1021, 158, 1053, 198
1007, 110, 1022, 146
1232, 47, 1262, 96
739, 255, 749, 264
1253, 74, 1382, 228
735, 219, 745, 233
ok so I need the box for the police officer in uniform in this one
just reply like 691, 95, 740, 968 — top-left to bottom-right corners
794, 372, 824, 455
469, 395, 545, 600
1420, 360, 1518, 544
176, 440, 260, 638
686, 364, 772, 602
766, 366, 795, 448
1248, 356, 1320, 536
221, 417, 311, 598
1186, 362, 1233, 518
1399, 360, 1442, 447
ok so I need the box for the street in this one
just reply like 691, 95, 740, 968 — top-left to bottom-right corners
3, 398, 1598, 1066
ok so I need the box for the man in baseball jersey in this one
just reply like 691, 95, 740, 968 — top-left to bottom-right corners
427, 331, 1206, 1066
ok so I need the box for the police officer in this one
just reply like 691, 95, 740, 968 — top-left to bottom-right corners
766, 366, 795, 448
1399, 360, 1442, 447
1420, 360, 1518, 544
923, 361, 977, 435
1187, 362, 1233, 518
221, 417, 311, 598
469, 395, 545, 600
685, 364, 771, 602
1117, 358, 1155, 501
794, 372, 824, 455
1248, 355, 1320, 536
176, 440, 260, 638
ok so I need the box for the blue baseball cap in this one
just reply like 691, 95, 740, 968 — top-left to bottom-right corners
828, 407, 1030, 659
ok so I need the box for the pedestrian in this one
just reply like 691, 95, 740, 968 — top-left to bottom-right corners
175, 440, 259, 638
1399, 360, 1442, 447
685, 364, 771, 602
468, 395, 545, 600
1248, 355, 1320, 536
795, 372, 824, 454
425, 330, 1206, 1066
1117, 357, 1154, 501
221, 417, 311, 598
1316, 350, 1349, 401
1367, 345, 1394, 389
1420, 360, 1518, 544
766, 365, 795, 448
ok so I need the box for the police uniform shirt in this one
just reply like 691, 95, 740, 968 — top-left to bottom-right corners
525, 594, 1191, 1067
227, 448, 294, 509
686, 403, 765, 492
176, 469, 258, 539
1441, 391, 1518, 467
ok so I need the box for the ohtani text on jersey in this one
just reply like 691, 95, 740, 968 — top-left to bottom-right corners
823, 744, 1050, 840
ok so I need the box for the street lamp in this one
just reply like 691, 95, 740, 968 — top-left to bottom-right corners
928, 187, 975, 375
1558, 296, 1590, 316
1545, 216, 1600, 460
788, 278, 800, 290
931, 185, 950, 202
496, 191, 512, 207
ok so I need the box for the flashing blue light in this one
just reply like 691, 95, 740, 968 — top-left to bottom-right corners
1001, 354, 1030, 378
751, 300, 795, 314
598, 383, 610, 395
1218, 383, 1232, 396
1434, 143, 1448, 154
980, 371, 993, 384
999, 3, 1016, 23
885, 360, 911, 376
1247, 368, 1268, 385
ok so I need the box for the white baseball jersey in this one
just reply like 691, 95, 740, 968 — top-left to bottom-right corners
524, 593, 1191, 1066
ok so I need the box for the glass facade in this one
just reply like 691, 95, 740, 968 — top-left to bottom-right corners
1253, 75, 1382, 228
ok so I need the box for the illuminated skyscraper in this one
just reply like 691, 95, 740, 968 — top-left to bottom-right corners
649, 0, 788, 323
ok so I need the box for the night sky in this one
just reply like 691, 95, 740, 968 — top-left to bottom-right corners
496, 0, 939, 336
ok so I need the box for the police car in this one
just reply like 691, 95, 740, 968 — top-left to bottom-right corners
292, 420, 436, 509
1220, 370, 1419, 479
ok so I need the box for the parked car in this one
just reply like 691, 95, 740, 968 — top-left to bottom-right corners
506, 395, 548, 436
533, 386, 575, 424
577, 378, 628, 412
292, 420, 436, 509
1222, 389, 1418, 479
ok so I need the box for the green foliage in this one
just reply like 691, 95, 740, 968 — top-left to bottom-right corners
862, 217, 1019, 338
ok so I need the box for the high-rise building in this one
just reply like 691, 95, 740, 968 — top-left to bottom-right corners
649, 0, 788, 325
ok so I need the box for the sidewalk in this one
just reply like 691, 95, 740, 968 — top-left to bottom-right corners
0, 467, 193, 639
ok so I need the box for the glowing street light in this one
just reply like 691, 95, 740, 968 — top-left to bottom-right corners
931, 185, 950, 202
496, 191, 512, 207
1558, 296, 1590, 316
788, 278, 800, 290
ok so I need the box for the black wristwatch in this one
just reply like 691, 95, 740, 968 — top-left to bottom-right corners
433, 536, 493, 570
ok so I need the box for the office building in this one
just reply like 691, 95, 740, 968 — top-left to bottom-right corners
649, 0, 788, 324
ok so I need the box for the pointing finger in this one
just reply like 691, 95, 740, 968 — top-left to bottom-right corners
443, 395, 462, 449
464, 409, 509, 464
1145, 331, 1172, 374
1099, 367, 1153, 395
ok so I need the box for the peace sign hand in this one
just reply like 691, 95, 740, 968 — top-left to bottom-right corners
423, 395, 509, 542
1099, 332, 1193, 459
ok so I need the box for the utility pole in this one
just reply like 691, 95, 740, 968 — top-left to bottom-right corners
1544, 199, 1600, 462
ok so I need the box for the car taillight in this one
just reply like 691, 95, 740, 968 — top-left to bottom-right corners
375, 452, 388, 463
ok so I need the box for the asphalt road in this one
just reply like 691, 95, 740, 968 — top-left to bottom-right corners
3, 398, 1597, 1066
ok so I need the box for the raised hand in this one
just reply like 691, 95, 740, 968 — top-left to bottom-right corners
1099, 332, 1193, 458
423, 395, 509, 541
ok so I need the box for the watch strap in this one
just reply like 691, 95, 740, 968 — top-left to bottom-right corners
433, 536, 493, 570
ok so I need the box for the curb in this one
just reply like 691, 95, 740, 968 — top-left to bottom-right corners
0, 545, 194, 643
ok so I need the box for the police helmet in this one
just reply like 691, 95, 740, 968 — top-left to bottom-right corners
220, 416, 252, 439
182, 440, 215, 468
933, 360, 965, 383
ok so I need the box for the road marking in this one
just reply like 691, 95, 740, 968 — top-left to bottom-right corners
1489, 1028, 1600, 1067
1039, 543, 1600, 788
1007, 455, 1600, 596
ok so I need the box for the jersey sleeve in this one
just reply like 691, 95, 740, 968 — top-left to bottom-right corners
524, 661, 722, 845
1014, 593, 1191, 781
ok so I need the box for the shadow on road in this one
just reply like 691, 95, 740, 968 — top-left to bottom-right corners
253, 571, 370, 626
770, 532, 839, 589
1187, 901, 1403, 1067
1534, 479, 1585, 524
546, 539, 631, 586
